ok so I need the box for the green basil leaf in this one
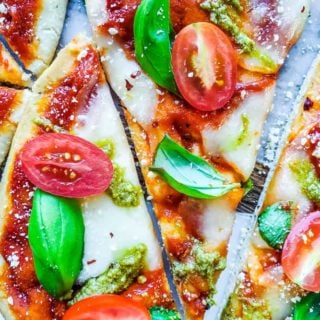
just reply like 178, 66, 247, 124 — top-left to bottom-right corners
150, 135, 240, 199
150, 307, 181, 320
134, 0, 178, 94
258, 201, 294, 249
28, 189, 84, 298
242, 178, 253, 196
294, 293, 320, 320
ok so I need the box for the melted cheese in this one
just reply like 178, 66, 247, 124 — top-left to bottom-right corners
74, 84, 162, 282
203, 85, 275, 180
201, 197, 236, 248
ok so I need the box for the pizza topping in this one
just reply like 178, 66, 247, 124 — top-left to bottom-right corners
134, 0, 178, 94
293, 292, 320, 319
95, 139, 116, 159
172, 22, 237, 111
0, 0, 39, 62
20, 133, 114, 198
282, 211, 320, 292
108, 164, 142, 207
71, 244, 146, 304
258, 202, 294, 249
63, 294, 151, 320
307, 124, 320, 176
150, 135, 240, 199
28, 189, 84, 298
149, 306, 181, 320
289, 160, 320, 205
172, 244, 225, 307
0, 87, 17, 124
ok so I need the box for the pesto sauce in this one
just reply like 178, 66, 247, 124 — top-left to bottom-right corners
200, 0, 254, 53
149, 307, 181, 320
172, 244, 226, 306
222, 293, 271, 320
95, 140, 142, 207
200, 0, 277, 72
70, 244, 147, 305
289, 160, 320, 204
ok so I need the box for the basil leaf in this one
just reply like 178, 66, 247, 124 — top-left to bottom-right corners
28, 189, 84, 298
150, 307, 181, 320
294, 293, 320, 320
242, 178, 253, 196
150, 135, 240, 199
134, 0, 178, 94
258, 201, 294, 249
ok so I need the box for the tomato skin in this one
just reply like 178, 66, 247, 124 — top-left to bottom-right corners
172, 22, 237, 111
282, 211, 320, 292
20, 133, 113, 198
63, 295, 151, 320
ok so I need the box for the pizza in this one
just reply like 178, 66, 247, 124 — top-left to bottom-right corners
222, 54, 320, 319
0, 87, 28, 167
0, 0, 68, 86
85, 0, 310, 318
0, 35, 179, 319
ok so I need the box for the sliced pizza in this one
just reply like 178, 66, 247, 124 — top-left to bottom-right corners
85, 0, 309, 318
0, 0, 68, 86
0, 35, 178, 319
222, 54, 320, 319
0, 86, 29, 168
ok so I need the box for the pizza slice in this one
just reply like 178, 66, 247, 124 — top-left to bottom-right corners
85, 0, 309, 318
0, 35, 178, 319
0, 86, 29, 168
222, 54, 320, 319
0, 0, 68, 86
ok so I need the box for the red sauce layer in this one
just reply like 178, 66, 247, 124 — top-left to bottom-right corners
123, 269, 174, 309
44, 47, 100, 131
0, 87, 17, 124
0, 0, 41, 63
0, 157, 66, 319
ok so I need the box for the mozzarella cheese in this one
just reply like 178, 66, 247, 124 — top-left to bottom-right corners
203, 85, 275, 180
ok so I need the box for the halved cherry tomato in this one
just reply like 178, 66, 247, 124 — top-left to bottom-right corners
20, 133, 113, 198
63, 295, 151, 320
172, 22, 237, 111
282, 211, 320, 292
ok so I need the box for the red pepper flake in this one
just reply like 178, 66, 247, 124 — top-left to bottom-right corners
109, 232, 114, 238
87, 259, 97, 265
301, 6, 306, 13
130, 70, 141, 79
304, 97, 314, 111
125, 79, 134, 91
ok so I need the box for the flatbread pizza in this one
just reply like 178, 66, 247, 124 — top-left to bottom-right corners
0, 0, 68, 86
223, 54, 320, 320
85, 0, 310, 318
0, 35, 178, 319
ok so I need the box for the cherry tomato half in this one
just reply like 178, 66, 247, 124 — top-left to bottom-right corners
282, 211, 320, 292
172, 22, 237, 111
63, 295, 151, 320
20, 133, 113, 198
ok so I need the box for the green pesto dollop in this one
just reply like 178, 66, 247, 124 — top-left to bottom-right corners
108, 164, 142, 207
70, 243, 147, 305
222, 293, 271, 320
289, 160, 320, 204
149, 306, 181, 320
95, 139, 142, 207
200, 0, 254, 53
95, 139, 116, 159
172, 244, 226, 306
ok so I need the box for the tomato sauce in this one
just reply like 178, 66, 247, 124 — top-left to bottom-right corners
44, 47, 100, 131
0, 87, 17, 124
123, 269, 174, 309
0, 157, 66, 319
0, 0, 41, 63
